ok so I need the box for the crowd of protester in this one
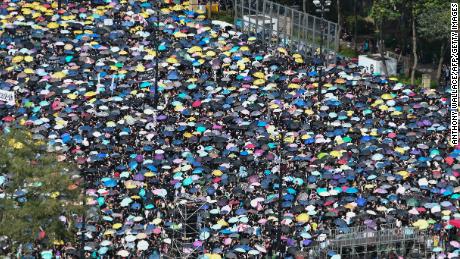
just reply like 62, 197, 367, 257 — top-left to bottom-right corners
0, 0, 459, 258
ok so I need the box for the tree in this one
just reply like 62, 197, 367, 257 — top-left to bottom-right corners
0, 129, 82, 253
371, 0, 400, 76
417, 0, 450, 84
337, 0, 342, 51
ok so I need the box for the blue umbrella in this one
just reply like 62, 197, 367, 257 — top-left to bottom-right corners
356, 197, 367, 207
102, 178, 117, 188
167, 71, 180, 80
345, 187, 358, 194
183, 177, 193, 186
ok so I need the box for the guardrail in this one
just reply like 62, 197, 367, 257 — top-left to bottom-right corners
233, 0, 339, 55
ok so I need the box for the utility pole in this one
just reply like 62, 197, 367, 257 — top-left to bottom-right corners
275, 136, 285, 257
153, 1, 160, 110
80, 175, 86, 259
353, 0, 358, 53
313, 0, 331, 101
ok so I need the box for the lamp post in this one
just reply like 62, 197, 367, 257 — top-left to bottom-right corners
275, 81, 289, 256
313, 0, 331, 101
153, 0, 160, 110
79, 170, 87, 259
275, 130, 284, 257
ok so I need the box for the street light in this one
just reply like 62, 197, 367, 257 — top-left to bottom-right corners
313, 0, 331, 101
152, 1, 160, 111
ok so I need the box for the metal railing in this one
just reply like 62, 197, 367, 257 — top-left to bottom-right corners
306, 225, 433, 258
233, 0, 339, 54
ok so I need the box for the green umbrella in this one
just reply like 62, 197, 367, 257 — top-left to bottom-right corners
343, 136, 352, 143
406, 198, 419, 207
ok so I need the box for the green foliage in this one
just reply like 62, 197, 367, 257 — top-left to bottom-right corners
417, 1, 450, 42
370, 0, 401, 25
0, 129, 82, 250
344, 15, 375, 35
339, 45, 358, 57
214, 10, 234, 24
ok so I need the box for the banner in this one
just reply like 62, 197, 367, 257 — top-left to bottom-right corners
0, 90, 15, 105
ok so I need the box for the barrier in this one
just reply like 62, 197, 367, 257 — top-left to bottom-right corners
233, 0, 339, 55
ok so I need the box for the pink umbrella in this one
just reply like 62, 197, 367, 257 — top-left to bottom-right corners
192, 100, 201, 107
152, 189, 167, 197
388, 132, 397, 138
193, 240, 203, 247
153, 228, 162, 234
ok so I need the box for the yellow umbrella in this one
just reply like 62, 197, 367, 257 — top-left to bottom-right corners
145, 172, 154, 177
294, 58, 304, 63
172, 4, 183, 11
24, 56, 33, 62
188, 46, 202, 54
284, 136, 294, 143
22, 8, 32, 15
174, 31, 187, 38
206, 50, 216, 57
104, 229, 116, 236
84, 91, 97, 97
292, 53, 302, 59
64, 44, 73, 50
135, 64, 145, 72
253, 72, 265, 79
24, 68, 34, 74
12, 56, 24, 63
67, 93, 78, 100
240, 46, 250, 51
113, 223, 123, 229
204, 254, 222, 259
253, 79, 265, 86
212, 170, 223, 176
378, 105, 389, 111
288, 83, 299, 89
381, 93, 393, 100
125, 182, 137, 189
217, 219, 229, 227
51, 71, 66, 79
371, 99, 384, 107
330, 150, 343, 158
277, 47, 287, 55
389, 77, 398, 81
396, 170, 409, 179
151, 218, 162, 225
166, 57, 178, 64
296, 213, 309, 223
47, 22, 59, 29
395, 147, 406, 154
412, 219, 429, 230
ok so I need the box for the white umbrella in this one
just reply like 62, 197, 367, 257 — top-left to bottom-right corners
125, 235, 137, 242
137, 240, 149, 251
117, 250, 129, 257
100, 240, 112, 246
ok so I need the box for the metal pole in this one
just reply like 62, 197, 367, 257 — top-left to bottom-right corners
80, 178, 86, 259
353, 0, 357, 53
153, 2, 159, 110
275, 131, 283, 257
58, 0, 61, 9
318, 2, 324, 101
208, 0, 212, 19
